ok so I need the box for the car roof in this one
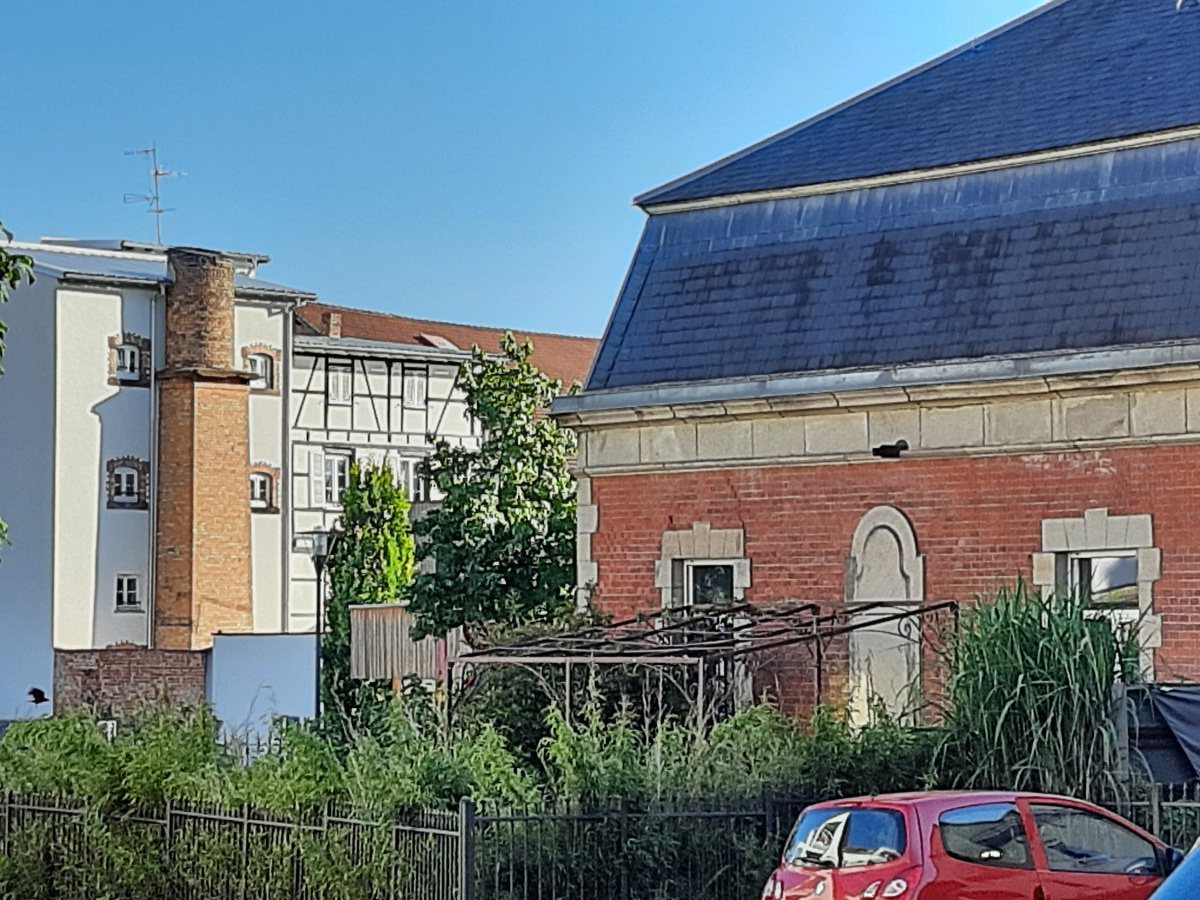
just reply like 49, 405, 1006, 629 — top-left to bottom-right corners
807, 790, 1107, 812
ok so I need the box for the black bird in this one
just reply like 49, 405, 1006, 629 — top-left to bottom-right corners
872, 439, 909, 459
27, 687, 49, 705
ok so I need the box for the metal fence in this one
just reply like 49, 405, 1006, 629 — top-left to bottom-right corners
7, 787, 1198, 900
0, 792, 808, 900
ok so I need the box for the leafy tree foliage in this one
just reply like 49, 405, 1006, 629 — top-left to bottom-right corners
320, 462, 415, 745
409, 333, 579, 640
0, 222, 33, 556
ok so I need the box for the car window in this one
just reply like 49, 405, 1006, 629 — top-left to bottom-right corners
940, 803, 1032, 869
784, 807, 906, 868
1029, 804, 1158, 876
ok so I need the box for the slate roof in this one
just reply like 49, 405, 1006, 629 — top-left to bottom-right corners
638, 0, 1200, 206
296, 303, 598, 387
586, 139, 1200, 392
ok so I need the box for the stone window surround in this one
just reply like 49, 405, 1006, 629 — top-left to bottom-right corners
241, 344, 281, 395
248, 463, 280, 514
105, 457, 149, 510
653, 521, 751, 609
107, 333, 151, 388
1031, 507, 1162, 677
845, 504, 925, 603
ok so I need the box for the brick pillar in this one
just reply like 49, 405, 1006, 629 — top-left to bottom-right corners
155, 248, 253, 650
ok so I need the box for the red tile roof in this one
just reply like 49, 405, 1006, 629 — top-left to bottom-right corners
296, 303, 598, 387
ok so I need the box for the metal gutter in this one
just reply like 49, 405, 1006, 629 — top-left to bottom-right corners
553, 340, 1200, 421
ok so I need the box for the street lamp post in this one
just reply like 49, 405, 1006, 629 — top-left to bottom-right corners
305, 528, 340, 721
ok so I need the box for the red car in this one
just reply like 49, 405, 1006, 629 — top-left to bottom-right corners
762, 791, 1183, 900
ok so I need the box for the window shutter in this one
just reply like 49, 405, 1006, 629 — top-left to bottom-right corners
309, 451, 326, 507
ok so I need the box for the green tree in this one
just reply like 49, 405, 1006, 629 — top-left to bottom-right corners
409, 333, 578, 640
0, 223, 34, 556
321, 462, 416, 745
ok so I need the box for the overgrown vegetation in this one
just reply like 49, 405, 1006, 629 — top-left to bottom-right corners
409, 333, 579, 641
0, 577, 1143, 896
936, 581, 1132, 800
319, 461, 415, 747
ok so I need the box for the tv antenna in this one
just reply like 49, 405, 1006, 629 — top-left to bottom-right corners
124, 144, 185, 244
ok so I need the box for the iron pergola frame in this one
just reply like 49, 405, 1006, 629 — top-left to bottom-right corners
446, 599, 958, 732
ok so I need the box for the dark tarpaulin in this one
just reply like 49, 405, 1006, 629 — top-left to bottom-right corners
1147, 686, 1200, 781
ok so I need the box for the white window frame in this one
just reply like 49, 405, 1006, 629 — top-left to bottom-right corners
246, 353, 273, 391
324, 453, 350, 507
403, 369, 427, 409
249, 472, 272, 509
682, 559, 737, 607
328, 365, 352, 405
115, 574, 142, 611
112, 467, 139, 503
114, 344, 141, 381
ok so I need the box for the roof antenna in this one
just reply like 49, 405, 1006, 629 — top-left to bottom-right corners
124, 144, 185, 245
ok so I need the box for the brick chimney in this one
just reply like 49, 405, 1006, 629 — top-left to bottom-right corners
323, 311, 342, 338
155, 248, 253, 650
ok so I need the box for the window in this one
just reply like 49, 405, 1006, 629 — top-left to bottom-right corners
114, 344, 140, 380
668, 560, 735, 607
940, 803, 1031, 869
412, 465, 431, 503
784, 807, 906, 868
107, 333, 150, 387
1033, 509, 1161, 678
106, 457, 149, 510
324, 454, 349, 505
246, 353, 273, 391
1072, 553, 1138, 619
115, 575, 141, 610
249, 472, 271, 509
1030, 804, 1158, 876
112, 467, 139, 502
403, 369, 427, 408
328, 365, 352, 404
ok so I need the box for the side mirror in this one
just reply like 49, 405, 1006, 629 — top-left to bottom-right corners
1157, 845, 1186, 877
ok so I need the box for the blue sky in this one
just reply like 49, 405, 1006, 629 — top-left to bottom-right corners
3, 0, 1037, 338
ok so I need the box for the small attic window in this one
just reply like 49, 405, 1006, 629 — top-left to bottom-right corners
418, 334, 458, 350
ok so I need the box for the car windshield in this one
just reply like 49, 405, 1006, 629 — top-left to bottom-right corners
784, 807, 907, 869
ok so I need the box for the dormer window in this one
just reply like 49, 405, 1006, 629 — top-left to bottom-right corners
106, 457, 149, 510
247, 353, 273, 391
107, 333, 150, 387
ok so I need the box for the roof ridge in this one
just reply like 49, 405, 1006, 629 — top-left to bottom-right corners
633, 0, 1070, 207
306, 301, 597, 341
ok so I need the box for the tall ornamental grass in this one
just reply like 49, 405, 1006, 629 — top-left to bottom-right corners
937, 582, 1130, 800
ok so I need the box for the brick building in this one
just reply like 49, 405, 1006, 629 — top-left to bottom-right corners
0, 240, 596, 720
553, 0, 1200, 721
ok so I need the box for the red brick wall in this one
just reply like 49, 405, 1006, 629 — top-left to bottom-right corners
164, 249, 236, 369
155, 248, 253, 651
53, 648, 206, 716
589, 445, 1200, 710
